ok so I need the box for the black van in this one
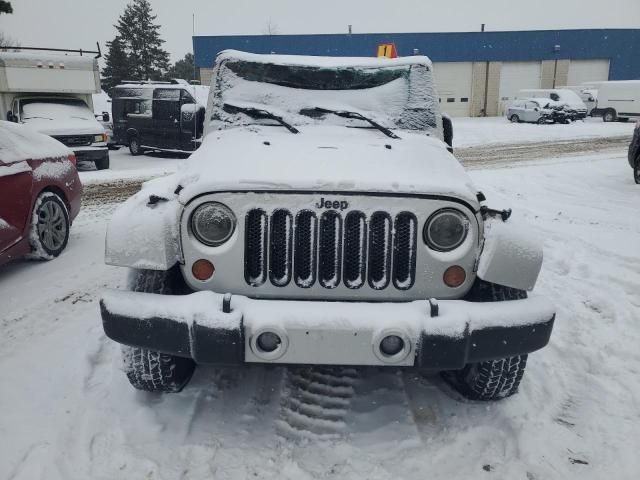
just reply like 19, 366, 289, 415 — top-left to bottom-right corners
111, 80, 207, 155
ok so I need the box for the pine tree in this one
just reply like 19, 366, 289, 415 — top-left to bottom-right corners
101, 36, 133, 94
115, 0, 170, 81
165, 53, 196, 82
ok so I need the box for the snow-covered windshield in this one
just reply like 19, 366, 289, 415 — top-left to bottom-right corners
208, 55, 440, 135
21, 99, 93, 122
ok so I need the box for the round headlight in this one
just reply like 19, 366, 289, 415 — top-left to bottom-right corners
190, 202, 236, 246
424, 209, 469, 251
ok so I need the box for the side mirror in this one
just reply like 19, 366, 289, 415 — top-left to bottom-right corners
442, 114, 454, 153
102, 112, 110, 122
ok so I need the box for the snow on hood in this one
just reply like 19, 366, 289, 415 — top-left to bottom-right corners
21, 101, 105, 136
168, 125, 478, 205
0, 120, 72, 164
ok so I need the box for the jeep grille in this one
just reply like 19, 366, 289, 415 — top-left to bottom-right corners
244, 208, 417, 290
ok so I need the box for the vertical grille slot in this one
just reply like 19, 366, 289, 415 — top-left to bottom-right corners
244, 209, 268, 286
368, 211, 392, 290
294, 210, 317, 288
319, 211, 342, 289
393, 212, 417, 290
343, 211, 367, 289
269, 209, 293, 286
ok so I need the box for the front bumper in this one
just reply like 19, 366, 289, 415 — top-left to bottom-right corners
73, 146, 108, 162
100, 290, 555, 369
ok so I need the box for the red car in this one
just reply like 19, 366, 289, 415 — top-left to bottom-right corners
0, 121, 82, 265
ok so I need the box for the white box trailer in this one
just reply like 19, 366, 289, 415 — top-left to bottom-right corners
591, 80, 640, 122
0, 51, 110, 169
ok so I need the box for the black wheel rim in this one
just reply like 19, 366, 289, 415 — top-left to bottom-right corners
37, 200, 67, 251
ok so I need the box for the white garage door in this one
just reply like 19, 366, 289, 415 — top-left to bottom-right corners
498, 62, 542, 115
432, 62, 473, 117
567, 60, 610, 86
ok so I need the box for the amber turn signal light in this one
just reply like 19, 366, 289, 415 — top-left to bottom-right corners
192, 259, 215, 281
443, 265, 466, 288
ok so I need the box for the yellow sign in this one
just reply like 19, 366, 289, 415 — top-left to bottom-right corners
377, 43, 398, 58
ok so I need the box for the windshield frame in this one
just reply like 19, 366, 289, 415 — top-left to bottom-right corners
207, 55, 442, 138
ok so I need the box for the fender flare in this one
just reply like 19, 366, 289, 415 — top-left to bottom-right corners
105, 184, 182, 270
476, 218, 543, 291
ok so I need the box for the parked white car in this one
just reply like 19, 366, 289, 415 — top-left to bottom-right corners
506, 99, 551, 123
99, 51, 555, 402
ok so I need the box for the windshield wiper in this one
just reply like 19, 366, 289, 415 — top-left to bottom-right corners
223, 103, 299, 134
23, 116, 53, 120
304, 107, 400, 139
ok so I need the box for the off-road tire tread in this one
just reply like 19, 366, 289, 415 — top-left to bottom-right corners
121, 267, 195, 393
442, 279, 529, 401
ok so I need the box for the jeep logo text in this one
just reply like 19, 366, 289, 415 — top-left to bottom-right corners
315, 197, 349, 210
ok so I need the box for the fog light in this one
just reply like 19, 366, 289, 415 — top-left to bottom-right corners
192, 259, 215, 281
256, 332, 281, 353
443, 265, 466, 288
380, 335, 404, 356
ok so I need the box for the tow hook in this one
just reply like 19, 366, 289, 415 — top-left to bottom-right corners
480, 206, 512, 221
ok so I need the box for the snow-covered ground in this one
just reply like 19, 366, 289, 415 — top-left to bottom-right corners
1, 141, 639, 479
453, 117, 635, 148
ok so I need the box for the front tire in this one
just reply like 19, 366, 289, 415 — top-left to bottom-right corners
634, 162, 640, 185
128, 136, 143, 156
121, 268, 196, 393
442, 279, 529, 401
537, 117, 546, 124
603, 109, 617, 122
28, 192, 70, 259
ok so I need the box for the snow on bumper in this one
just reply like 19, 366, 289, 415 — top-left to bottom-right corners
100, 290, 555, 369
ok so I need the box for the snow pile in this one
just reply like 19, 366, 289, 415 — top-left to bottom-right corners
0, 120, 72, 163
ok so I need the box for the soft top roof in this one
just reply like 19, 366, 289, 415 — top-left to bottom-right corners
215, 49, 433, 70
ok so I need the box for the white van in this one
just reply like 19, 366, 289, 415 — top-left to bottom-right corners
0, 51, 110, 169
517, 89, 588, 118
591, 80, 640, 122
557, 85, 598, 116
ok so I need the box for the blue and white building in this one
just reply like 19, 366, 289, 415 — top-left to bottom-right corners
193, 29, 640, 116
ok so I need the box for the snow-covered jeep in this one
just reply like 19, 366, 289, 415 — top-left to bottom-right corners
100, 51, 555, 401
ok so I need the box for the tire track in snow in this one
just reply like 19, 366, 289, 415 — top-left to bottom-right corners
457, 135, 629, 169
277, 367, 359, 440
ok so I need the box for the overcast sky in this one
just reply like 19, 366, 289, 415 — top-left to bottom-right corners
1, 0, 638, 62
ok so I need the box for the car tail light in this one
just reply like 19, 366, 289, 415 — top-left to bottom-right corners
68, 153, 77, 166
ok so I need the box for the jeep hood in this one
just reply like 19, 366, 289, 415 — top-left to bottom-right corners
167, 126, 479, 207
